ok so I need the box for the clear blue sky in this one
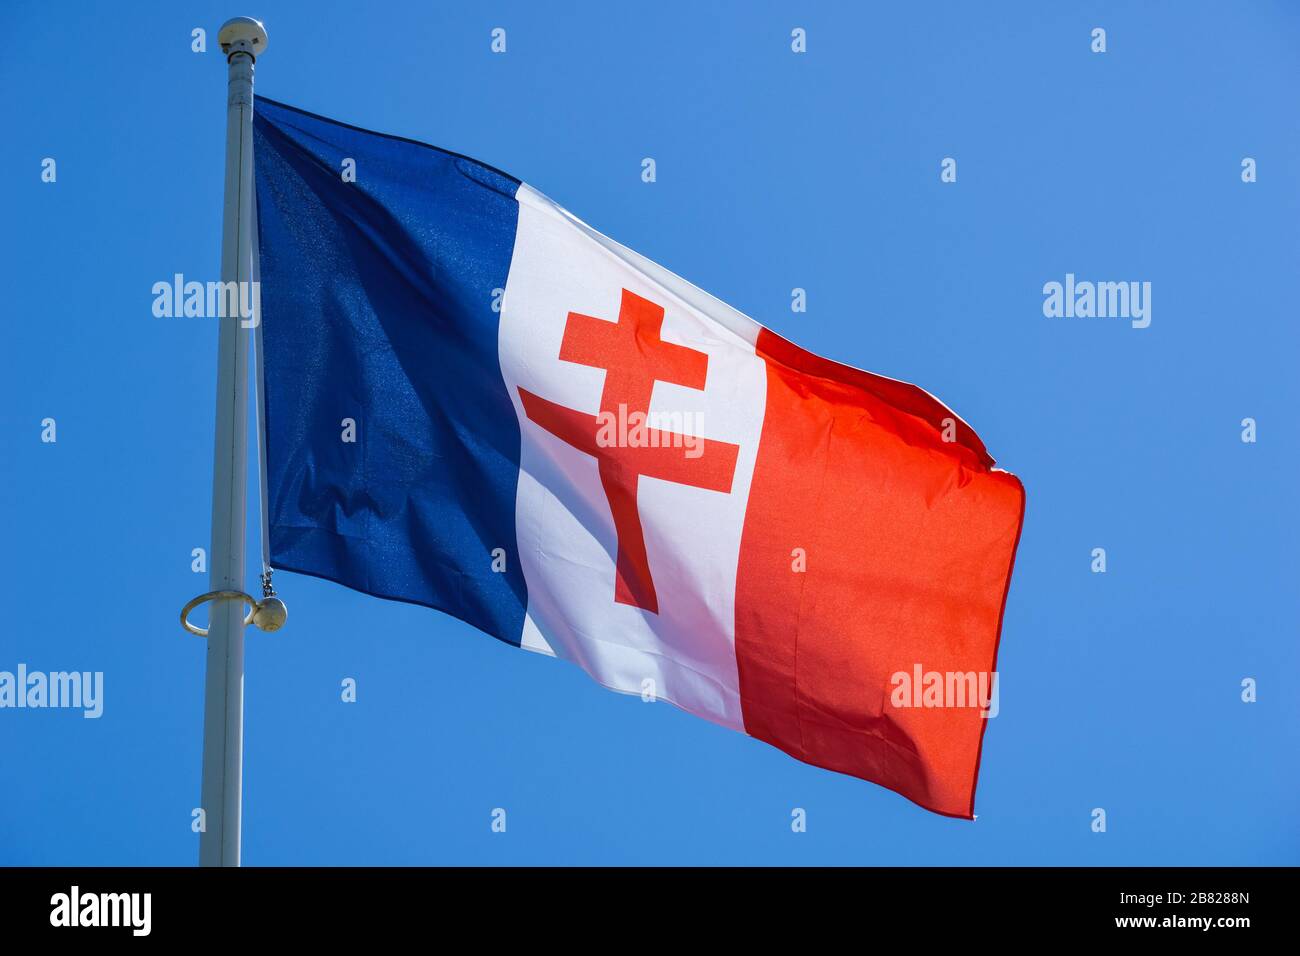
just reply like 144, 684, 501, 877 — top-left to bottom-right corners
3, 0, 1297, 865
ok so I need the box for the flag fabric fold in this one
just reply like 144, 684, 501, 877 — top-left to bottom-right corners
253, 96, 1025, 818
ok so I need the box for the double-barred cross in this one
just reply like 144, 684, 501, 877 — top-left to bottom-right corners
517, 289, 740, 613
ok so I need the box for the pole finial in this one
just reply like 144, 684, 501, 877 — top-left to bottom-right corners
218, 17, 268, 59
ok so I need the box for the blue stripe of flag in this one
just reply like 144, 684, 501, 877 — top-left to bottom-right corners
253, 96, 528, 645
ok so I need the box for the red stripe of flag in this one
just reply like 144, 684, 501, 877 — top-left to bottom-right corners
735, 329, 1025, 817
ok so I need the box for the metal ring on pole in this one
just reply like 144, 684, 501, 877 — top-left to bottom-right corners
181, 590, 257, 637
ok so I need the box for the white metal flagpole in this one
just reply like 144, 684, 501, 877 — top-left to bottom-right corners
199, 15, 268, 868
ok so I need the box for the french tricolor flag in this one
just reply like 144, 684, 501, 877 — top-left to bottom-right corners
253, 98, 1025, 818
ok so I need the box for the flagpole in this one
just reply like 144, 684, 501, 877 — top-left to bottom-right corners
199, 16, 267, 868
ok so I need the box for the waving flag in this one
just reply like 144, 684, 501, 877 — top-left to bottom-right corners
253, 97, 1025, 818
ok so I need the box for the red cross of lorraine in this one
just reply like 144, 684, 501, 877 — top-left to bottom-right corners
517, 289, 740, 614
